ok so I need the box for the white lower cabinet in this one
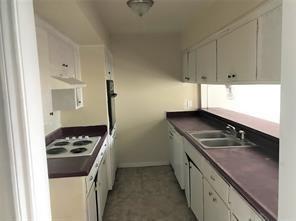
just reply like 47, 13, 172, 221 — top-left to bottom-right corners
168, 123, 184, 189
204, 179, 230, 221
190, 162, 204, 221
97, 151, 109, 219
184, 152, 190, 207
229, 188, 263, 221
87, 182, 98, 221
106, 132, 117, 190
49, 139, 111, 221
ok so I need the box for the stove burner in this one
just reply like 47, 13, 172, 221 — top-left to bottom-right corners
73, 140, 92, 146
47, 148, 67, 155
70, 148, 87, 154
54, 141, 70, 146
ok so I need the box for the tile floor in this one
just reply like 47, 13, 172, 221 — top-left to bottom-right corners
103, 166, 197, 221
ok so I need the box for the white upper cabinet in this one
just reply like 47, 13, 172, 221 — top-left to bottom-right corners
257, 6, 282, 83
217, 20, 258, 83
48, 33, 76, 78
197, 41, 217, 83
105, 49, 113, 80
183, 50, 197, 83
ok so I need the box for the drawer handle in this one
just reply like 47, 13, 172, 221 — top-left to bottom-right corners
210, 175, 216, 181
208, 192, 213, 196
212, 197, 217, 202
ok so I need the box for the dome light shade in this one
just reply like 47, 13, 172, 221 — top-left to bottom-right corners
127, 0, 154, 17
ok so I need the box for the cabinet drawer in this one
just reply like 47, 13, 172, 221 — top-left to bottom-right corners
183, 138, 204, 171
204, 179, 230, 221
229, 188, 262, 221
203, 161, 229, 204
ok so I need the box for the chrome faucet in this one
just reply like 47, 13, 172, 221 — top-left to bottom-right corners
226, 124, 237, 137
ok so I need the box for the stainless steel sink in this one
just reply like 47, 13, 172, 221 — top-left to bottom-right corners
188, 130, 255, 149
190, 130, 227, 139
200, 138, 254, 149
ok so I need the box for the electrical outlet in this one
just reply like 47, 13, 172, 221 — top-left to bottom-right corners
184, 99, 193, 110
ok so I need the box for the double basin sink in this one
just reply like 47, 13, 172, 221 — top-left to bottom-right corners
188, 130, 255, 149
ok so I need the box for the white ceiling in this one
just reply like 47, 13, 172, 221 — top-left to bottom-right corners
94, 0, 216, 34
34, 0, 265, 45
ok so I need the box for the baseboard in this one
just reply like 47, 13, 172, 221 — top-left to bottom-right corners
118, 161, 170, 168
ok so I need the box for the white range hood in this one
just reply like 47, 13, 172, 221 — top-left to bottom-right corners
51, 75, 86, 89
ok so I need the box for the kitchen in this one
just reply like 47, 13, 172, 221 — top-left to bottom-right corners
0, 0, 295, 221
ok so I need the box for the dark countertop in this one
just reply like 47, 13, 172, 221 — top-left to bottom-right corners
167, 113, 278, 221
46, 125, 108, 179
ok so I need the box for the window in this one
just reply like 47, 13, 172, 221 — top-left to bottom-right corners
201, 84, 281, 123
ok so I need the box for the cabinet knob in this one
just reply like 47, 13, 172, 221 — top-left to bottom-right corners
201, 76, 207, 80
89, 176, 93, 181
185, 77, 190, 80
210, 175, 216, 181
95, 163, 99, 168
228, 74, 232, 79
78, 101, 82, 104
212, 197, 217, 202
49, 112, 54, 116
209, 192, 213, 196
232, 74, 236, 78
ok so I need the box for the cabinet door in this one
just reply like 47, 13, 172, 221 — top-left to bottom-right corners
188, 50, 197, 83
173, 131, 184, 189
184, 153, 190, 207
182, 51, 189, 81
257, 6, 282, 82
36, 26, 53, 128
75, 88, 83, 109
197, 41, 217, 83
168, 127, 175, 168
204, 179, 230, 221
190, 163, 203, 221
105, 50, 113, 80
217, 20, 257, 83
183, 50, 197, 83
97, 154, 109, 218
107, 135, 116, 189
63, 41, 76, 77
87, 182, 98, 221
48, 33, 67, 76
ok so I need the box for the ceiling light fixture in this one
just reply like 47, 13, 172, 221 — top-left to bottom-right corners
127, 0, 154, 17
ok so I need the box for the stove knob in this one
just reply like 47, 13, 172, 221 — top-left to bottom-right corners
65, 137, 70, 140
78, 136, 83, 139
72, 136, 76, 139
85, 136, 90, 139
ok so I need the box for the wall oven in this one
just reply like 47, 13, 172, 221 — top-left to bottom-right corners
106, 80, 117, 134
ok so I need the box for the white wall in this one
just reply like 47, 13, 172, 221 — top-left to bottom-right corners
201, 84, 281, 123
111, 34, 198, 166
278, 0, 296, 220
0, 69, 15, 221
